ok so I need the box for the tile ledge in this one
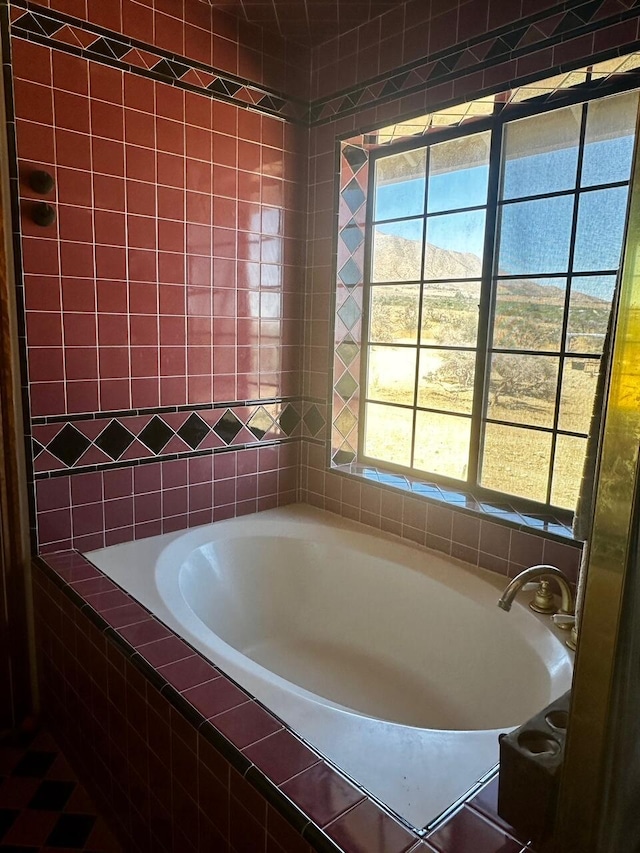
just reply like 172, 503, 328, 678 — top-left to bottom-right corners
329, 463, 579, 546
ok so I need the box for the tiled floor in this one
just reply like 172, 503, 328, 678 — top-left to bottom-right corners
0, 728, 121, 852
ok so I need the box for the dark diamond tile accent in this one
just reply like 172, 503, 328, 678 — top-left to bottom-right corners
380, 77, 400, 97
392, 70, 410, 90
555, 10, 589, 33
28, 780, 74, 811
340, 220, 364, 254
338, 257, 361, 287
342, 144, 367, 173
342, 178, 366, 215
303, 405, 325, 437
258, 94, 286, 112
32, 438, 45, 458
485, 37, 513, 60
139, 415, 174, 453
47, 426, 91, 467
385, 73, 406, 93
336, 338, 358, 367
94, 420, 135, 460
11, 751, 56, 778
332, 446, 356, 465
151, 59, 189, 80
278, 404, 301, 436
46, 813, 95, 848
40, 17, 66, 37
575, 0, 608, 22
339, 94, 359, 112
335, 371, 358, 401
226, 81, 245, 97
12, 11, 43, 35
431, 58, 456, 78
87, 36, 129, 60
212, 409, 243, 444
168, 59, 190, 78
176, 413, 210, 449
438, 53, 460, 73
208, 77, 242, 96
150, 58, 179, 79
15, 11, 62, 37
247, 406, 274, 439
501, 25, 529, 49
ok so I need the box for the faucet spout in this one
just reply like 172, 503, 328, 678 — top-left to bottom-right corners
497, 564, 574, 617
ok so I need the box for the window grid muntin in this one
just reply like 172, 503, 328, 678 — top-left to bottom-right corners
407, 144, 431, 471
368, 133, 491, 478
361, 86, 636, 512
486, 97, 629, 507
487, 101, 589, 504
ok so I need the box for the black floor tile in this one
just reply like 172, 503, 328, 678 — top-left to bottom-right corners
46, 813, 96, 848
0, 808, 18, 841
28, 780, 75, 811
11, 752, 56, 779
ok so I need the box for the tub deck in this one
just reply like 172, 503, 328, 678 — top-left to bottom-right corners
86, 504, 573, 829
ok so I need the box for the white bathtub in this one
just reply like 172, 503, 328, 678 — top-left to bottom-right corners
86, 504, 573, 828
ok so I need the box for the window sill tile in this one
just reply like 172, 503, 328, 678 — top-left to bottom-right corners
331, 462, 577, 546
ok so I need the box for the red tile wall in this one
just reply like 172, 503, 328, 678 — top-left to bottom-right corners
10, 18, 306, 550
13, 40, 305, 417
35, 443, 298, 552
301, 3, 640, 580
309, 0, 637, 101
34, 0, 311, 99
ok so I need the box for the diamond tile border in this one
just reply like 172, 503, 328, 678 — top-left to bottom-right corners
331, 137, 368, 465
32, 398, 325, 477
9, 1, 307, 123
10, 0, 638, 129
307, 0, 640, 125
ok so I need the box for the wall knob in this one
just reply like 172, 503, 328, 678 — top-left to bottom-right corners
29, 170, 54, 194
31, 202, 56, 227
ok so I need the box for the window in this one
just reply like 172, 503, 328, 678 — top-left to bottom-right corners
362, 86, 639, 512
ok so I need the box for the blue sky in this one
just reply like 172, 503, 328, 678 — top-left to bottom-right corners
374, 134, 634, 289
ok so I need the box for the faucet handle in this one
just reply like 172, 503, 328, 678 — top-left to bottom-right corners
551, 612, 575, 627
521, 581, 541, 591
528, 579, 557, 615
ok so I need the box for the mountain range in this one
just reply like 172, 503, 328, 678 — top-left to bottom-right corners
373, 232, 608, 305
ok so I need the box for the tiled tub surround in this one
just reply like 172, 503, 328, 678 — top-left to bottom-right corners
33, 538, 546, 853
84, 504, 573, 829
35, 442, 300, 553
301, 444, 583, 586
11, 0, 638, 560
